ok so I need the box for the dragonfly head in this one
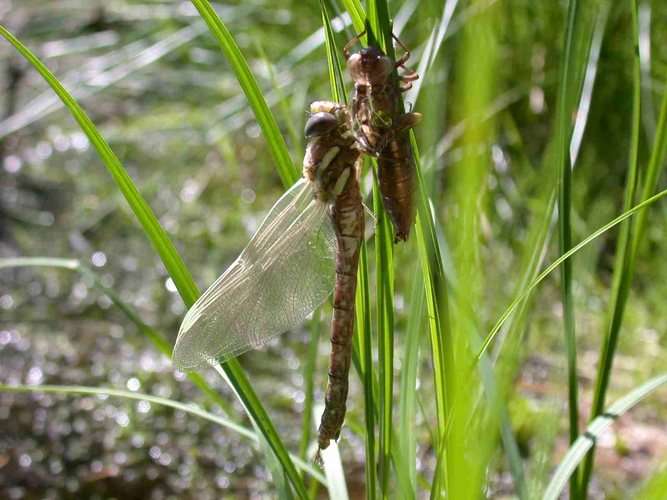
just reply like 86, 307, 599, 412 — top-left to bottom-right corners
304, 101, 347, 139
304, 112, 338, 139
347, 47, 394, 85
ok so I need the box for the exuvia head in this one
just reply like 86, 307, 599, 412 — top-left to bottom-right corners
347, 46, 394, 85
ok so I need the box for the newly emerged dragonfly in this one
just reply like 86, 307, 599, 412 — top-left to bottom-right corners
173, 100, 363, 451
345, 31, 421, 242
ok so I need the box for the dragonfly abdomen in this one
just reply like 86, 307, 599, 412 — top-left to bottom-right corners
318, 196, 363, 449
302, 101, 364, 451
378, 114, 420, 242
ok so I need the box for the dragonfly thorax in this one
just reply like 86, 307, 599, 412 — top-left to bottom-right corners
303, 101, 359, 205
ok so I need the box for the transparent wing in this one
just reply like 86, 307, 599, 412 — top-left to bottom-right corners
173, 179, 337, 371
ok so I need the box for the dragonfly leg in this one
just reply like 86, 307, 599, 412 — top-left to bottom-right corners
343, 29, 367, 60
398, 81, 413, 93
397, 65, 419, 92
393, 111, 422, 132
399, 65, 419, 81
393, 33, 411, 66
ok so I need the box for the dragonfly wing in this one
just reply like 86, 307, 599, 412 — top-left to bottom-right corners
173, 179, 337, 371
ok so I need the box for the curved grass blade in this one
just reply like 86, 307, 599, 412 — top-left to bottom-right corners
543, 373, 667, 500
0, 384, 326, 485
476, 186, 667, 362
0, 26, 307, 497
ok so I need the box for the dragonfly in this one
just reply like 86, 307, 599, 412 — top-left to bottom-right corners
172, 100, 364, 452
344, 30, 422, 242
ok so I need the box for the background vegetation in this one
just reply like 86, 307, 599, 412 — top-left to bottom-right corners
1, 0, 666, 498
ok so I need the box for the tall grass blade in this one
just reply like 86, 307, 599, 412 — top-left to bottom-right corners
339, 0, 366, 33
364, 4, 397, 496
0, 25, 307, 497
356, 240, 377, 500
320, 0, 348, 104
555, 0, 583, 494
580, 0, 643, 493
443, 1, 499, 494
301, 310, 322, 461
398, 269, 424, 495
543, 373, 667, 500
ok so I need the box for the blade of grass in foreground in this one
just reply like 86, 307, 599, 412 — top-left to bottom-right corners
398, 267, 425, 495
0, 26, 307, 498
0, 384, 326, 484
580, 0, 643, 493
543, 373, 667, 500
554, 0, 583, 495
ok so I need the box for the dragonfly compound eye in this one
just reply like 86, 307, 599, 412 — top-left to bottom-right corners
304, 112, 338, 138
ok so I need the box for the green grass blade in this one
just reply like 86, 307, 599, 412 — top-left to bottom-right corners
339, 0, 367, 33
321, 0, 348, 104
301, 310, 322, 461
0, 384, 326, 485
543, 373, 667, 500
373, 174, 395, 498
0, 25, 307, 497
189, 0, 298, 187
415, 149, 451, 493
356, 239, 377, 499
580, 0, 643, 493
555, 0, 583, 494
365, 4, 397, 496
398, 267, 425, 495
